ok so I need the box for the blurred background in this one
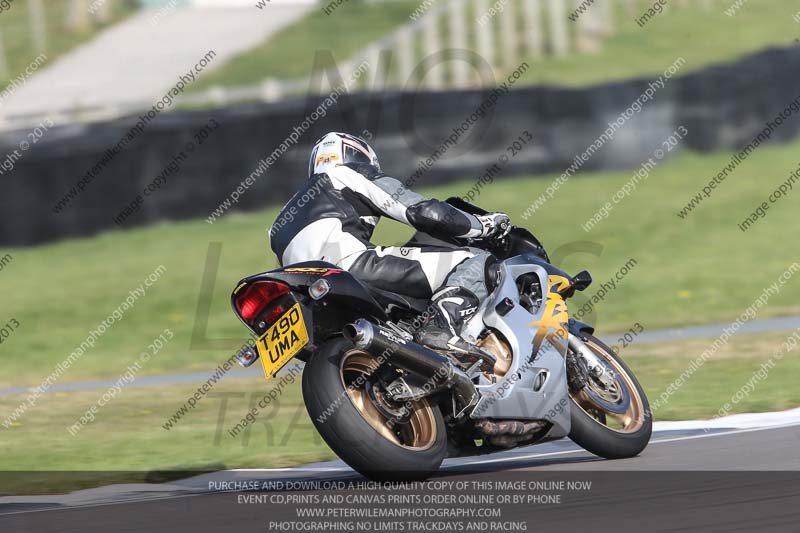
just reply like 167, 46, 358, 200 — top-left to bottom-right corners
1, 0, 799, 492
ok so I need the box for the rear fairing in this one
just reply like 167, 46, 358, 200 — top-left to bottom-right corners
231, 261, 388, 349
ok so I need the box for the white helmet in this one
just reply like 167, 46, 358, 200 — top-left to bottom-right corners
308, 132, 380, 177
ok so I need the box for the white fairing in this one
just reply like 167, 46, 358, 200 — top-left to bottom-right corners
467, 256, 572, 439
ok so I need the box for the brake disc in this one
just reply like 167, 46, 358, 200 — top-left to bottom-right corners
365, 381, 411, 425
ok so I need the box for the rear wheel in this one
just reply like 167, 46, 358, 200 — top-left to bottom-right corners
568, 334, 652, 459
302, 337, 447, 480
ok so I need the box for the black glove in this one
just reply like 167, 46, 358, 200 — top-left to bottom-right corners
474, 212, 511, 239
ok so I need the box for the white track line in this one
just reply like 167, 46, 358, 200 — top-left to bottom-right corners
154, 419, 800, 474
230, 418, 800, 471
454, 421, 800, 467
2, 421, 799, 518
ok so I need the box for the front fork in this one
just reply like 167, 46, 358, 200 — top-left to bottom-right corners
567, 333, 617, 391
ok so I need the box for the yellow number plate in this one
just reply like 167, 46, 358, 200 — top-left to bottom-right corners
256, 303, 309, 379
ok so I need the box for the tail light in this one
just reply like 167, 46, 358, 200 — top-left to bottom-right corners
235, 281, 290, 324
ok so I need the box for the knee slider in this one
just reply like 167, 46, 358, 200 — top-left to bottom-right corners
484, 255, 501, 294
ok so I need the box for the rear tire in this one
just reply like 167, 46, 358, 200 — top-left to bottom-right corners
568, 334, 652, 459
302, 337, 448, 480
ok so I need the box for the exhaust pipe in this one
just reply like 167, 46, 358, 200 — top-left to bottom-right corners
343, 319, 479, 417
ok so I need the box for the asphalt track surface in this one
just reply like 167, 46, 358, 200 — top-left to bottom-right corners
2, 413, 799, 532
3, 318, 799, 531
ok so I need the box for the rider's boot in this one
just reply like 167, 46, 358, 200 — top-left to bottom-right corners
416, 287, 494, 367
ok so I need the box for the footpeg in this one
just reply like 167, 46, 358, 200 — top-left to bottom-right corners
449, 343, 497, 373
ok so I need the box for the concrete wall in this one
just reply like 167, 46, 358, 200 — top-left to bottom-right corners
2, 46, 799, 246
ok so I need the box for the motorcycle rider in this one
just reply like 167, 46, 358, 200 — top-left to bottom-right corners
269, 132, 511, 355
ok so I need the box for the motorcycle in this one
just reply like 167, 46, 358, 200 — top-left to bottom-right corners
230, 198, 651, 480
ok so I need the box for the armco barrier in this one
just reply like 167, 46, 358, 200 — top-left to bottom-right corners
1, 46, 799, 246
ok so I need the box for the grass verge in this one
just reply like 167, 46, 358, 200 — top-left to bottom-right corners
188, 0, 424, 93
519, 0, 800, 87
188, 0, 800, 91
1, 330, 797, 494
1, 136, 799, 389
0, 0, 135, 86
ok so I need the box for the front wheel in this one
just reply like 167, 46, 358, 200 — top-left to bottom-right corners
302, 337, 448, 480
568, 334, 652, 459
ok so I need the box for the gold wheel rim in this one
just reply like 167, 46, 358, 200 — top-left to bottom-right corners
570, 340, 646, 434
340, 349, 437, 450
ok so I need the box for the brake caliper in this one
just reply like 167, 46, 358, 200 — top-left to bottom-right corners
565, 350, 589, 391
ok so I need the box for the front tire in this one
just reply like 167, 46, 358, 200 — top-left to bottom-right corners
302, 337, 448, 480
568, 334, 652, 459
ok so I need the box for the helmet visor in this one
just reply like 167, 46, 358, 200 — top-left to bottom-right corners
308, 146, 319, 177
344, 144, 373, 166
